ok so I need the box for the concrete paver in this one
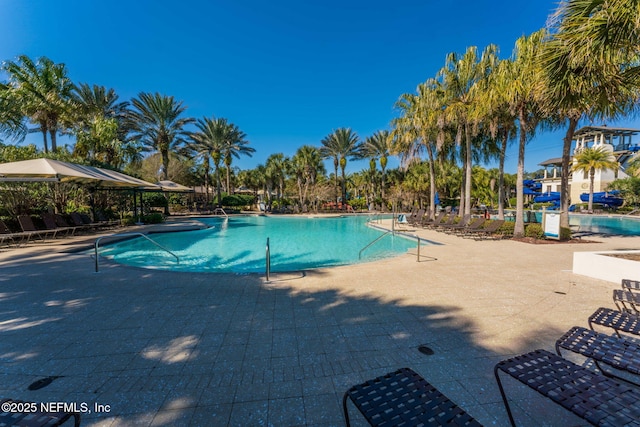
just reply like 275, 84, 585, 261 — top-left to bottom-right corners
0, 217, 637, 426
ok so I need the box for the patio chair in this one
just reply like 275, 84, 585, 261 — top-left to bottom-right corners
0, 397, 80, 427
407, 209, 425, 226
343, 367, 481, 427
589, 307, 640, 338
0, 219, 30, 247
419, 211, 444, 228
17, 215, 53, 242
495, 349, 640, 427
430, 213, 457, 230
556, 325, 640, 386
466, 219, 505, 240
454, 217, 487, 236
69, 212, 97, 232
41, 213, 75, 237
613, 289, 640, 315
440, 214, 472, 234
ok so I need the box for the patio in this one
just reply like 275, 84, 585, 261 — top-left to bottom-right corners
0, 218, 635, 426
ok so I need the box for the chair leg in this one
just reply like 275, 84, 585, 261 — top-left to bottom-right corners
342, 392, 352, 427
494, 367, 517, 427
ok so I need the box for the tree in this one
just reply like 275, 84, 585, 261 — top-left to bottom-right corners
3, 55, 74, 152
265, 153, 288, 209
572, 146, 619, 211
438, 45, 498, 218
362, 130, 392, 199
291, 145, 324, 211
128, 92, 193, 182
541, 0, 638, 232
503, 30, 547, 237
0, 83, 26, 142
221, 124, 254, 195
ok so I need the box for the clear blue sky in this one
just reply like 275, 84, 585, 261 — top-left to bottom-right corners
1, 0, 639, 174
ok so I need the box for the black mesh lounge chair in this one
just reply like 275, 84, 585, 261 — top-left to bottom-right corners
441, 214, 472, 233
0, 219, 29, 247
589, 307, 640, 338
467, 219, 505, 240
454, 217, 487, 236
0, 398, 80, 427
17, 215, 52, 241
495, 349, 640, 427
42, 213, 76, 237
431, 214, 457, 231
420, 211, 444, 228
343, 368, 481, 427
407, 209, 425, 226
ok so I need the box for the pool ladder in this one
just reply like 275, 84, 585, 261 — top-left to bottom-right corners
359, 229, 424, 262
94, 232, 179, 272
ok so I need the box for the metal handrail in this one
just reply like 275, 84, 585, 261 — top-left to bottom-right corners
94, 232, 179, 272
213, 207, 228, 217
358, 230, 393, 259
265, 237, 271, 281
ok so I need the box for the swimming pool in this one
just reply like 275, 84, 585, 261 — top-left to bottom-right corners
98, 215, 418, 273
511, 211, 640, 236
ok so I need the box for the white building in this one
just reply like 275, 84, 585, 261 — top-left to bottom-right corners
537, 126, 640, 203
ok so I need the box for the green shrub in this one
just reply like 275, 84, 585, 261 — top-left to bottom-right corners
144, 193, 168, 208
121, 215, 136, 226
221, 194, 255, 207
560, 226, 572, 241
143, 213, 164, 224
497, 220, 515, 237
349, 198, 367, 211
525, 223, 544, 239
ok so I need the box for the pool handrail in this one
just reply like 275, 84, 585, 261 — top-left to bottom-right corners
94, 232, 179, 272
213, 207, 228, 217
359, 230, 393, 259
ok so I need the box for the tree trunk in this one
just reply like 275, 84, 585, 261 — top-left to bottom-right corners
589, 168, 595, 212
50, 128, 57, 152
464, 122, 472, 217
41, 126, 49, 154
560, 116, 579, 232
498, 129, 507, 220
514, 109, 527, 238
426, 143, 436, 221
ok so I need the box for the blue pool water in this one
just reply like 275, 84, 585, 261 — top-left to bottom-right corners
514, 211, 640, 236
99, 215, 418, 273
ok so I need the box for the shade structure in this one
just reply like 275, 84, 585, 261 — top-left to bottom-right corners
155, 180, 194, 193
0, 158, 160, 189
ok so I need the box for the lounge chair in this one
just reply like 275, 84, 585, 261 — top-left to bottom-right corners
589, 306, 640, 338
0, 219, 30, 247
453, 217, 487, 236
556, 325, 640, 386
343, 367, 481, 427
430, 214, 457, 230
495, 349, 640, 427
69, 212, 97, 232
420, 211, 445, 228
0, 397, 80, 427
440, 214, 472, 233
41, 213, 75, 237
466, 219, 505, 240
17, 215, 53, 241
407, 209, 425, 226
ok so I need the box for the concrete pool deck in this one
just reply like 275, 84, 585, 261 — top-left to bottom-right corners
0, 216, 638, 426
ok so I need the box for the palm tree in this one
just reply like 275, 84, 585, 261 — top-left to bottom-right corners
572, 146, 619, 211
221, 124, 254, 195
503, 30, 547, 237
70, 84, 132, 167
0, 83, 26, 142
541, 1, 638, 232
265, 153, 288, 209
320, 133, 342, 205
362, 130, 393, 200
3, 55, 74, 152
321, 128, 360, 208
292, 145, 324, 211
438, 45, 498, 218
128, 92, 194, 181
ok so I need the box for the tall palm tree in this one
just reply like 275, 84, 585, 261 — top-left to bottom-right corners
128, 92, 194, 181
362, 130, 392, 199
265, 153, 288, 208
70, 84, 132, 167
3, 55, 74, 152
0, 83, 26, 142
503, 30, 547, 237
222, 124, 254, 195
438, 45, 498, 218
572, 146, 619, 211
292, 145, 324, 210
541, 0, 639, 232
320, 133, 342, 205
321, 128, 360, 208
